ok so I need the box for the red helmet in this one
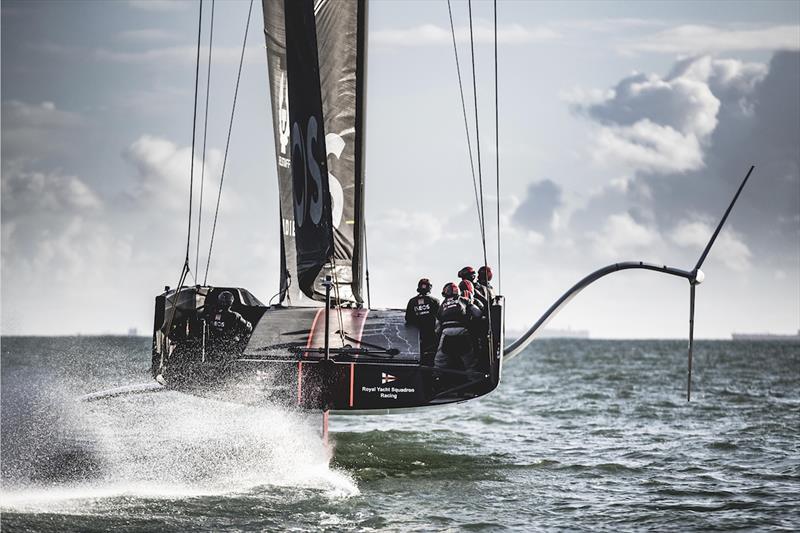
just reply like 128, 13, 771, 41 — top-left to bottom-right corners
417, 278, 432, 294
442, 282, 459, 298
478, 265, 493, 283
458, 266, 476, 281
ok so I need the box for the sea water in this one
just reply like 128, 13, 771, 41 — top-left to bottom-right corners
1, 336, 798, 531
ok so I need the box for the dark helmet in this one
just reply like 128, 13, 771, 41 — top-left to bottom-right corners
458, 266, 476, 281
217, 290, 235, 308
478, 265, 493, 283
442, 282, 459, 298
417, 278, 432, 294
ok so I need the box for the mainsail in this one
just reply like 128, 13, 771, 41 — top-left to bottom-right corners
263, 0, 367, 305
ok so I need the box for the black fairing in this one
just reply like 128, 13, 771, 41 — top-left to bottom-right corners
151, 286, 267, 380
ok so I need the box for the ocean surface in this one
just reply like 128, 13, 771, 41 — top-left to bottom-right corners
1, 336, 798, 531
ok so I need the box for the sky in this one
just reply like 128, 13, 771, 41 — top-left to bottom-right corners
1, 0, 798, 339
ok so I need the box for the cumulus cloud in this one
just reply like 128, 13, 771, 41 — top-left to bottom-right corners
372, 22, 559, 47
0, 133, 229, 334
573, 56, 773, 175
669, 221, 752, 272
511, 180, 562, 234
624, 24, 800, 55
591, 120, 705, 174
1, 171, 102, 219
122, 134, 222, 211
585, 69, 720, 136
589, 212, 659, 259
572, 51, 798, 271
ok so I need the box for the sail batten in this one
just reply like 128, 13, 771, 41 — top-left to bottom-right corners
263, 0, 367, 305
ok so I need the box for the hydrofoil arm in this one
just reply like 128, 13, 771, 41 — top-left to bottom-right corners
503, 262, 695, 361
504, 165, 755, 401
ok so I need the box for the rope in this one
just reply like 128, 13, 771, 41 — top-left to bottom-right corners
204, 0, 254, 284
195, 0, 215, 278
467, 0, 489, 269
446, 0, 484, 241
493, 0, 501, 294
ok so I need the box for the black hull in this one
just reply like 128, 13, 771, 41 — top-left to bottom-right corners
153, 287, 504, 411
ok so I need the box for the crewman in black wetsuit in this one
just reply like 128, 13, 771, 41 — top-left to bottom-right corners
459, 279, 490, 362
458, 265, 488, 310
205, 290, 253, 355
405, 278, 440, 365
477, 265, 495, 305
434, 282, 483, 385
458, 265, 476, 284
458, 279, 484, 314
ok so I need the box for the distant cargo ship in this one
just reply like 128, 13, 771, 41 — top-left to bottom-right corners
731, 330, 800, 341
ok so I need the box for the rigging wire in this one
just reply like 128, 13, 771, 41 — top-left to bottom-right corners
493, 0, 501, 293
467, 0, 489, 269
466, 0, 494, 356
195, 0, 215, 279
183, 0, 204, 277
446, 0, 484, 241
203, 0, 254, 284
363, 218, 371, 308
330, 257, 346, 346
160, 0, 204, 372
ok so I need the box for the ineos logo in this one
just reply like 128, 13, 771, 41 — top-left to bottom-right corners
278, 72, 289, 155
325, 132, 345, 228
291, 116, 324, 228
291, 117, 347, 231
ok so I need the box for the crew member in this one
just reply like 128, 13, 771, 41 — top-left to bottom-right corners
459, 266, 487, 310
205, 290, 253, 354
434, 282, 483, 385
457, 265, 477, 284
458, 279, 484, 314
459, 279, 489, 361
405, 278, 440, 365
477, 265, 495, 305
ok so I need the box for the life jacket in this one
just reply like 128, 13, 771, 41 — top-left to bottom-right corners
206, 308, 250, 338
406, 294, 439, 330
475, 282, 494, 304
439, 297, 470, 329
475, 282, 493, 308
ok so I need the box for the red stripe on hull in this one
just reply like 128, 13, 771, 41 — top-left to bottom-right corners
299, 309, 325, 406
346, 309, 368, 408
349, 363, 355, 407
